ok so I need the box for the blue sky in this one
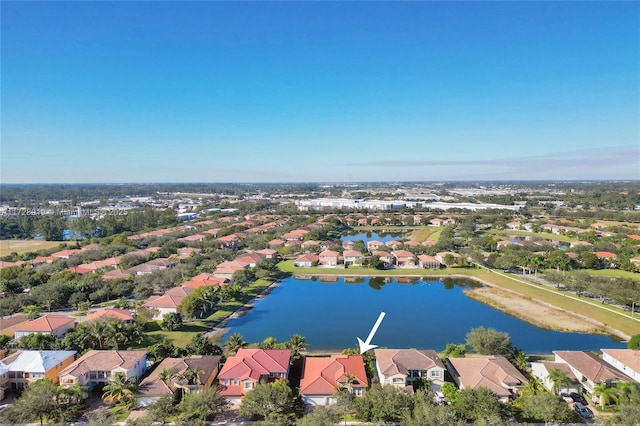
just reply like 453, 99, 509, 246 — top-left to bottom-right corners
1, 1, 638, 183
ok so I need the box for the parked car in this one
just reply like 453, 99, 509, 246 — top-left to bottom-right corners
570, 392, 587, 405
574, 402, 593, 419
560, 393, 573, 403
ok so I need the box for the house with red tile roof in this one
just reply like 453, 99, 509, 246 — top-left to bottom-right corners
217, 234, 240, 248
234, 252, 266, 267
374, 349, 445, 393
391, 250, 416, 268
446, 355, 528, 402
385, 240, 403, 250
102, 269, 133, 280
435, 251, 462, 265
343, 250, 364, 266
268, 239, 285, 248
143, 287, 194, 320
218, 349, 291, 404
299, 355, 368, 406
51, 249, 82, 259
366, 240, 385, 254
86, 308, 134, 324
601, 349, 640, 383
213, 260, 249, 279
137, 355, 221, 406
58, 350, 147, 391
373, 251, 394, 267
318, 250, 340, 267
554, 351, 634, 398
417, 255, 441, 269
14, 315, 76, 340
294, 253, 319, 268
255, 248, 278, 260
181, 274, 229, 289
126, 258, 175, 275
627, 235, 640, 241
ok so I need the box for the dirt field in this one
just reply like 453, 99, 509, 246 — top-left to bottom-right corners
466, 286, 609, 335
0, 239, 60, 256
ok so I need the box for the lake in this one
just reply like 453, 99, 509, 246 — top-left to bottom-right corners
224, 276, 625, 353
341, 231, 405, 243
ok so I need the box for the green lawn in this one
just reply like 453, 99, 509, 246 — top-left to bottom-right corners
135, 278, 274, 349
486, 229, 579, 243
575, 269, 640, 280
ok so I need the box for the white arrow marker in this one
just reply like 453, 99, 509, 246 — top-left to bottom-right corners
357, 311, 386, 354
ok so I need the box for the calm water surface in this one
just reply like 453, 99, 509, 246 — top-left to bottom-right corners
224, 276, 625, 353
341, 231, 405, 243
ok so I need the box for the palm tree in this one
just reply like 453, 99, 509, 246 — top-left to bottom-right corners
593, 382, 620, 408
224, 333, 247, 354
157, 367, 175, 388
102, 372, 138, 409
286, 334, 307, 360
548, 368, 571, 394
179, 367, 204, 386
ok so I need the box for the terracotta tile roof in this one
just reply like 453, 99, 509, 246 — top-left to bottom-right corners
165, 287, 195, 297
418, 255, 440, 263
300, 355, 368, 396
0, 314, 29, 331
15, 315, 75, 333
51, 249, 82, 258
182, 277, 229, 288
375, 349, 444, 377
102, 269, 133, 280
59, 350, 147, 378
628, 235, 640, 241
343, 250, 363, 258
138, 355, 221, 397
218, 349, 290, 382
601, 349, 640, 373
295, 254, 319, 263
87, 308, 134, 322
595, 251, 618, 259
256, 248, 277, 256
447, 355, 528, 398
554, 351, 634, 383
319, 250, 339, 258
214, 260, 248, 275
537, 361, 579, 384
143, 294, 187, 309
391, 250, 415, 258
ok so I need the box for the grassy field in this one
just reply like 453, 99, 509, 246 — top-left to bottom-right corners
485, 229, 579, 243
573, 269, 640, 280
279, 261, 640, 338
0, 239, 61, 256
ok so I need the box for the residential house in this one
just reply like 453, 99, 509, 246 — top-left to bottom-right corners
343, 250, 364, 266
51, 249, 82, 259
374, 349, 445, 393
595, 252, 618, 268
318, 250, 340, 267
385, 240, 403, 250
0, 350, 76, 398
126, 258, 175, 275
181, 274, 229, 289
299, 355, 368, 406
213, 260, 249, 279
268, 239, 285, 249
553, 351, 633, 397
435, 251, 462, 265
366, 240, 385, 254
446, 355, 528, 402
391, 250, 416, 268
255, 248, 277, 260
372, 251, 393, 267
217, 234, 240, 248
137, 355, 221, 406
417, 255, 441, 269
14, 315, 76, 340
143, 287, 194, 320
0, 314, 29, 338
218, 349, 291, 404
601, 349, 640, 383
86, 308, 134, 324
530, 361, 581, 394
102, 269, 133, 280
234, 252, 266, 268
58, 350, 147, 391
294, 254, 319, 268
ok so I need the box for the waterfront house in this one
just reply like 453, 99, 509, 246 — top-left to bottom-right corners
58, 350, 147, 391
299, 355, 368, 406
435, 251, 462, 265
294, 253, 319, 268
446, 355, 528, 402
343, 250, 364, 266
373, 251, 394, 267
391, 250, 416, 268
417, 255, 441, 269
218, 349, 291, 404
143, 287, 194, 320
366, 240, 385, 254
374, 349, 445, 393
318, 250, 340, 267
601, 349, 640, 383
553, 351, 633, 398
137, 355, 221, 406
530, 361, 581, 394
